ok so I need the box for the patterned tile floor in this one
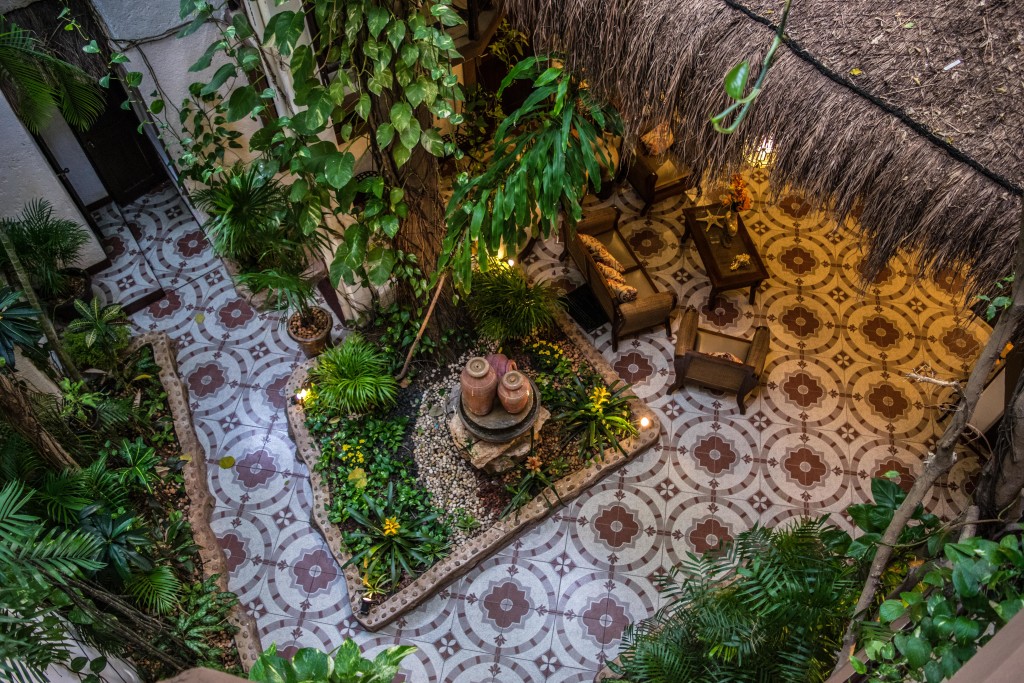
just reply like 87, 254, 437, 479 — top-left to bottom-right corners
90, 171, 988, 681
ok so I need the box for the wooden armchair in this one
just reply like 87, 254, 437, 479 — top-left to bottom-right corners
669, 306, 770, 414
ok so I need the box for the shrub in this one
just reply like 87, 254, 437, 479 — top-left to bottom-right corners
611, 518, 860, 683
0, 199, 89, 299
551, 377, 637, 458
250, 641, 415, 683
342, 483, 451, 590
309, 334, 397, 414
468, 260, 559, 343
63, 324, 130, 372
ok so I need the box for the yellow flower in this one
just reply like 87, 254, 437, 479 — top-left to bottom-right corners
590, 385, 611, 412
382, 517, 400, 536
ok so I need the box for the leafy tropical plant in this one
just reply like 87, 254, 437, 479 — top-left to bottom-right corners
235, 269, 320, 325
0, 199, 90, 299
0, 286, 39, 369
308, 334, 398, 414
610, 517, 861, 683
125, 565, 181, 615
78, 508, 153, 581
56, 378, 102, 425
552, 377, 637, 458
113, 438, 159, 494
64, 299, 132, 374
500, 451, 562, 519
0, 481, 103, 683
191, 164, 301, 270
171, 575, 240, 668
342, 483, 451, 590
852, 533, 1024, 682
0, 18, 104, 132
467, 260, 560, 342
442, 57, 623, 288
249, 640, 416, 683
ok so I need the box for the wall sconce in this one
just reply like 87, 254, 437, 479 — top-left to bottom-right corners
745, 138, 776, 169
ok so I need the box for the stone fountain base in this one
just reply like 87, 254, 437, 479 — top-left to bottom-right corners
448, 404, 551, 474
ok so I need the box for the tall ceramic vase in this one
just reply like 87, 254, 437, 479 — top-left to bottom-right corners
460, 356, 498, 416
498, 370, 532, 414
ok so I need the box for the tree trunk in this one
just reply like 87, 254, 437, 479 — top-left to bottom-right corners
0, 228, 82, 382
0, 371, 79, 470
976, 365, 1024, 522
834, 209, 1024, 670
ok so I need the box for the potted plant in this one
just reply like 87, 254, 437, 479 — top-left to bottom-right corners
191, 164, 332, 305
236, 269, 333, 357
0, 199, 92, 318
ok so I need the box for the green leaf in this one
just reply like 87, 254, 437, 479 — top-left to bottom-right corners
324, 152, 355, 190
379, 215, 400, 238
366, 247, 396, 286
871, 476, 905, 510
189, 39, 226, 72
110, 53, 129, 64
355, 92, 371, 120
850, 656, 867, 675
290, 648, 331, 682
226, 85, 258, 121
952, 616, 981, 642
82, 40, 100, 54
390, 101, 413, 131
392, 143, 411, 168
367, 6, 390, 38
879, 599, 906, 623
723, 60, 751, 100
952, 562, 980, 598
148, 99, 165, 115
431, 4, 462, 27
376, 122, 395, 148
421, 128, 444, 156
200, 63, 236, 96
124, 71, 143, 88
894, 634, 932, 669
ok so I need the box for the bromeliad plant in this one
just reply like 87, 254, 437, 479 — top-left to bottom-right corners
65, 299, 132, 377
500, 451, 563, 519
342, 483, 451, 590
552, 377, 637, 458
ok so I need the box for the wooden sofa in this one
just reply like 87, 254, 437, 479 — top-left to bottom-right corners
561, 206, 676, 351
669, 306, 770, 414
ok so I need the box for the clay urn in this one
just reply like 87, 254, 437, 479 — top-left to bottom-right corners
486, 353, 512, 378
498, 369, 532, 414
460, 356, 498, 416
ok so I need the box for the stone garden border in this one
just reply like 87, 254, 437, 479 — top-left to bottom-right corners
132, 333, 262, 669
285, 309, 662, 630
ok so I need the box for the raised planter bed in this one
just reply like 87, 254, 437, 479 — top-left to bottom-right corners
285, 310, 661, 630
134, 332, 262, 669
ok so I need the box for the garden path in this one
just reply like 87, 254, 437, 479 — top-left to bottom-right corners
89, 170, 987, 682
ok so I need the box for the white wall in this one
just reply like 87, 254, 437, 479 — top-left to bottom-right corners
0, 93, 106, 269
38, 114, 109, 206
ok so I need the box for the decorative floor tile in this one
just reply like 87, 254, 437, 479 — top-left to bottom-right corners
87, 168, 992, 680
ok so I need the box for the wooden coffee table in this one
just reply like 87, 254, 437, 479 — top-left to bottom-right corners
682, 205, 768, 306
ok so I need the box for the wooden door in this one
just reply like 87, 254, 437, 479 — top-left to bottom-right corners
73, 82, 166, 205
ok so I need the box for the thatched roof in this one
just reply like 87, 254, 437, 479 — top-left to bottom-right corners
501, 0, 1024, 291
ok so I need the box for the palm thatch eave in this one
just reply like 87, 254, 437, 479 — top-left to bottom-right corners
501, 0, 1024, 295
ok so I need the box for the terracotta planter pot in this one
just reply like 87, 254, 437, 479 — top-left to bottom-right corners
287, 306, 332, 358
460, 356, 498, 416
498, 370, 532, 414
